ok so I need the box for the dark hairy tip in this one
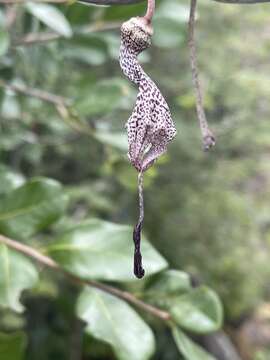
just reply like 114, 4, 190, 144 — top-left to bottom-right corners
133, 222, 145, 279
203, 132, 216, 151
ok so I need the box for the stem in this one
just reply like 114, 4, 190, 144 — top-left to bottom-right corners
14, 22, 121, 47
0, 80, 70, 106
0, 80, 96, 137
188, 0, 215, 150
144, 0, 155, 23
138, 171, 144, 226
0, 234, 170, 322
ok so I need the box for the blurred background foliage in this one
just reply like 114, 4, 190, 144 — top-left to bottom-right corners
1, 0, 270, 359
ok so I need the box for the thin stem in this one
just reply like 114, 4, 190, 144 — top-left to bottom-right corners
0, 80, 70, 106
0, 80, 95, 137
144, 0, 155, 23
14, 22, 121, 47
188, 0, 215, 150
138, 171, 144, 225
0, 234, 170, 321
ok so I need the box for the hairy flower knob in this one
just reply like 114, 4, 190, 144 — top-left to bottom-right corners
121, 17, 153, 54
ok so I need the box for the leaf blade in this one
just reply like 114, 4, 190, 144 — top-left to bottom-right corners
0, 245, 38, 312
0, 177, 68, 239
26, 3, 72, 37
170, 287, 223, 334
77, 287, 155, 360
0, 332, 26, 360
171, 326, 217, 360
47, 219, 167, 281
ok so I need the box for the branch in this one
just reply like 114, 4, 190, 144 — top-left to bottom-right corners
14, 21, 121, 47
78, 0, 144, 3
0, 234, 171, 322
188, 0, 215, 150
0, 80, 70, 106
0, 80, 95, 136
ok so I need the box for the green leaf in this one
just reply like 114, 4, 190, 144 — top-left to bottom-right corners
94, 131, 128, 152
77, 287, 155, 360
0, 178, 68, 239
0, 29, 9, 57
0, 245, 38, 312
47, 219, 167, 282
26, 3, 72, 37
152, 0, 188, 49
153, 19, 184, 48
171, 326, 217, 360
0, 165, 24, 196
170, 287, 223, 334
144, 270, 191, 311
63, 45, 107, 66
147, 270, 191, 296
75, 79, 129, 117
1, 93, 21, 119
0, 332, 26, 360
155, 0, 189, 23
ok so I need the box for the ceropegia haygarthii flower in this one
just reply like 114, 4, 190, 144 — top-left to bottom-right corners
119, 16, 177, 278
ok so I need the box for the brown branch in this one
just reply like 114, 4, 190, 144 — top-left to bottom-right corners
0, 234, 171, 322
0, 80, 70, 106
0, 80, 95, 136
15, 32, 62, 46
188, 0, 215, 151
14, 22, 121, 47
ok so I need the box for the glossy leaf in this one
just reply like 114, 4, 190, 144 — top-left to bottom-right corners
0, 165, 24, 196
172, 326, 217, 360
153, 19, 184, 48
1, 93, 21, 119
75, 79, 129, 116
26, 3, 72, 37
146, 270, 191, 301
155, 0, 189, 23
0, 178, 68, 239
145, 270, 192, 310
0, 245, 38, 312
63, 44, 107, 66
0, 332, 26, 360
148, 270, 191, 293
170, 287, 223, 334
94, 131, 128, 152
47, 219, 167, 282
77, 287, 155, 360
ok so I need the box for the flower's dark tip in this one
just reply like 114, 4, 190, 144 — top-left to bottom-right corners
133, 223, 145, 279
135, 268, 145, 279
203, 132, 216, 152
134, 251, 145, 278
